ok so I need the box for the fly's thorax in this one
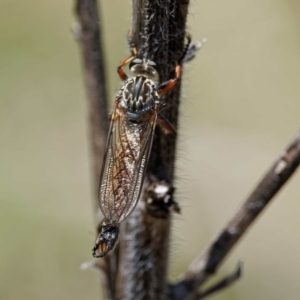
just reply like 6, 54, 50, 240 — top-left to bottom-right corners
120, 76, 159, 120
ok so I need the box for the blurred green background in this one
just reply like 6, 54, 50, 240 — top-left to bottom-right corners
1, 0, 300, 299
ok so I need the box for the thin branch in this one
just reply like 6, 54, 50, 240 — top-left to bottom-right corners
172, 131, 300, 299
75, 1, 118, 299
196, 262, 242, 300
75, 0, 108, 189
168, 262, 242, 300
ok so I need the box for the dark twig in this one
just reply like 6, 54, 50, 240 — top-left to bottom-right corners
168, 263, 242, 300
75, 0, 108, 189
196, 262, 242, 299
172, 131, 300, 299
75, 1, 118, 299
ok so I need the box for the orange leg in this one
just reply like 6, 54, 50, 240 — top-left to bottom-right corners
127, 30, 136, 56
157, 33, 191, 95
117, 51, 137, 81
117, 32, 137, 81
157, 63, 182, 95
157, 113, 177, 136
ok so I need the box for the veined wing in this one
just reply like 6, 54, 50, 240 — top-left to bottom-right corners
99, 103, 157, 223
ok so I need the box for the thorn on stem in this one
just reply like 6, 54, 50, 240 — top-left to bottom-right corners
196, 261, 243, 299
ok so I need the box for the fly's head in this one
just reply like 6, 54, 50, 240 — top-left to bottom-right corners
92, 223, 119, 258
120, 59, 160, 120
129, 58, 160, 82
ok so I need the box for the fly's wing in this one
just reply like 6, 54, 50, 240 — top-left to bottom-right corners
99, 105, 157, 223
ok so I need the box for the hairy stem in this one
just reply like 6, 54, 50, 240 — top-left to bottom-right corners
115, 1, 190, 299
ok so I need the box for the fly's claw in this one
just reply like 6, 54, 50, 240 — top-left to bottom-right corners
182, 37, 207, 63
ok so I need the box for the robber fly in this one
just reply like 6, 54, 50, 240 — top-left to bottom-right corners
92, 35, 191, 258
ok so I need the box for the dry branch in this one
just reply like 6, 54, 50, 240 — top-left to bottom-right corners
171, 131, 300, 299
75, 1, 117, 299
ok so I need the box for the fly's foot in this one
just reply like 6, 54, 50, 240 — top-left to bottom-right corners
182, 37, 207, 63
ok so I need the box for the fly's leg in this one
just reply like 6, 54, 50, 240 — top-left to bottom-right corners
127, 30, 136, 56
178, 32, 192, 63
157, 113, 177, 135
157, 33, 192, 132
156, 61, 181, 132
157, 63, 182, 95
117, 52, 137, 81
117, 33, 137, 81
156, 59, 181, 133
157, 33, 192, 95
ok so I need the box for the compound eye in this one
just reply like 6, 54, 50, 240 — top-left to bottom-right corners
129, 58, 143, 70
148, 60, 160, 74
